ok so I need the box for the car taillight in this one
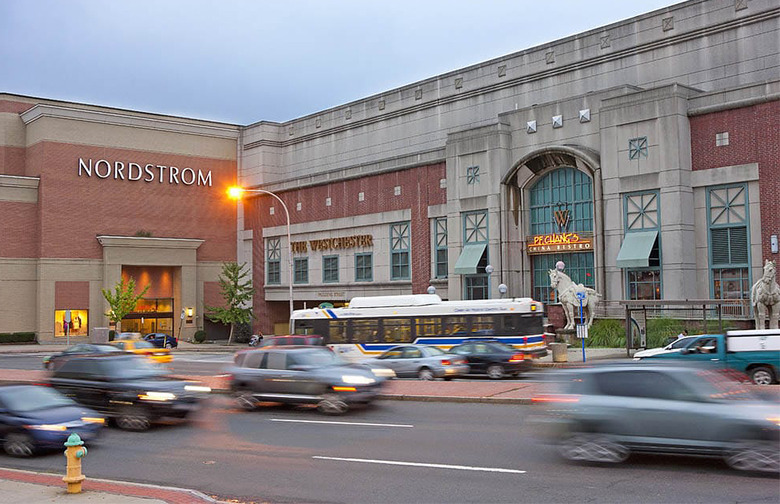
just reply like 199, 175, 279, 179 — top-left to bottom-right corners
531, 394, 580, 403
441, 359, 452, 366
509, 354, 525, 362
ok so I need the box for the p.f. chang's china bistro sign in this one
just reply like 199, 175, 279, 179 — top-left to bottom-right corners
527, 232, 593, 255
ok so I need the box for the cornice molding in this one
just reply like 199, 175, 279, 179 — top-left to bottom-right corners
96, 235, 204, 250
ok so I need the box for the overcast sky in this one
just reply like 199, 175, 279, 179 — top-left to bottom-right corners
1, 0, 682, 125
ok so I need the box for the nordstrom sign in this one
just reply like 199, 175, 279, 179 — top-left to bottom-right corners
78, 158, 212, 186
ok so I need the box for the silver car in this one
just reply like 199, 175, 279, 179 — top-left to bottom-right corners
530, 364, 779, 473
361, 345, 469, 380
228, 347, 388, 414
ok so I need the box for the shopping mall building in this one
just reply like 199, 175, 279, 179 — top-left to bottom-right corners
1, 0, 778, 342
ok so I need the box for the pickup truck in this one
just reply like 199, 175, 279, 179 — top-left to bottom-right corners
637, 329, 780, 385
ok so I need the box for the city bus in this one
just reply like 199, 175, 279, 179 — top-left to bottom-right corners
290, 294, 549, 362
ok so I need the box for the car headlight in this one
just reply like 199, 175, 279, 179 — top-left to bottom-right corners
138, 391, 176, 401
370, 368, 396, 378
767, 416, 780, 426
341, 375, 376, 385
184, 385, 212, 393
26, 424, 67, 431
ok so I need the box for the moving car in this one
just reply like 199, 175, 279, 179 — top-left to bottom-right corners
637, 330, 780, 385
48, 354, 210, 430
261, 334, 325, 347
111, 339, 173, 364
43, 343, 124, 370
361, 344, 469, 380
0, 384, 105, 457
229, 347, 388, 414
449, 340, 531, 379
144, 332, 178, 348
530, 364, 779, 473
633, 335, 698, 359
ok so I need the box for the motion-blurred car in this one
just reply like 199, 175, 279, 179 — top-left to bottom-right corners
144, 332, 178, 349
229, 347, 388, 414
111, 339, 172, 364
0, 384, 105, 456
449, 340, 531, 379
43, 343, 124, 370
48, 354, 210, 431
633, 335, 697, 359
530, 364, 779, 473
261, 334, 325, 347
361, 344, 469, 380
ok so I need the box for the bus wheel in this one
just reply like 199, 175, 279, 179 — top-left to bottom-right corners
418, 368, 435, 381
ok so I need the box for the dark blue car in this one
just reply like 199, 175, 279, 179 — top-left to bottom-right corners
143, 332, 178, 348
0, 385, 105, 457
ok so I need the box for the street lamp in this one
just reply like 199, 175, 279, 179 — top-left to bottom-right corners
485, 264, 494, 299
498, 283, 508, 298
228, 186, 294, 320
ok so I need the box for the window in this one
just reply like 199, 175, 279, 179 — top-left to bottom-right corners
355, 253, 373, 282
54, 309, 89, 337
708, 185, 750, 302
323, 256, 339, 283
462, 210, 489, 300
433, 218, 448, 279
624, 191, 662, 300
628, 137, 648, 159
529, 167, 593, 235
466, 165, 480, 184
294, 258, 308, 284
390, 222, 411, 280
266, 238, 281, 285
533, 253, 594, 304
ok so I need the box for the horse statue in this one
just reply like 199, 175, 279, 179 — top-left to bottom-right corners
548, 269, 602, 330
750, 259, 780, 329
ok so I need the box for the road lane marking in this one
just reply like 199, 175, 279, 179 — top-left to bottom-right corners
313, 456, 526, 474
272, 419, 413, 428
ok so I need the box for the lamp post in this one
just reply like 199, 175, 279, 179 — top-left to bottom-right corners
228, 187, 294, 320
485, 264, 494, 299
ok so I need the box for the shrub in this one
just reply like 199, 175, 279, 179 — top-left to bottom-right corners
584, 319, 625, 348
645, 317, 686, 348
108, 330, 116, 341
0, 332, 36, 344
193, 330, 207, 343
233, 323, 252, 344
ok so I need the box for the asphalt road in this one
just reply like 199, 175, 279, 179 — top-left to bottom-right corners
1, 397, 777, 503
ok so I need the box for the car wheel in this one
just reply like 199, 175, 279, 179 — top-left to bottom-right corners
487, 364, 505, 380
417, 367, 435, 381
443, 376, 454, 381
236, 393, 258, 411
317, 394, 349, 415
4, 432, 34, 457
165, 343, 173, 349
725, 441, 779, 473
558, 432, 629, 464
749, 366, 775, 386
116, 406, 152, 431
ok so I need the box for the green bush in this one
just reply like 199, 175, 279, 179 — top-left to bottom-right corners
584, 319, 625, 348
193, 330, 207, 343
108, 330, 116, 341
0, 332, 37, 344
233, 323, 252, 344
646, 317, 686, 348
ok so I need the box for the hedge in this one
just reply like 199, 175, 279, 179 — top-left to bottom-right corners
0, 332, 37, 344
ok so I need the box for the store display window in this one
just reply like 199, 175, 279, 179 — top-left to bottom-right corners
54, 309, 88, 337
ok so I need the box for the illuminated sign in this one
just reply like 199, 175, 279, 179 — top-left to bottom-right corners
554, 209, 570, 228
78, 158, 212, 186
292, 235, 373, 253
527, 232, 593, 255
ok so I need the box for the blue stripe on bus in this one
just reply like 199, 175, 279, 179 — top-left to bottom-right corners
325, 309, 338, 319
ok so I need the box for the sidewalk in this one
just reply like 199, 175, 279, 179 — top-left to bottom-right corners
0, 467, 223, 503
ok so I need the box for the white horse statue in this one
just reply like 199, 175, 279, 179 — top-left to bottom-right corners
548, 269, 602, 330
750, 259, 780, 330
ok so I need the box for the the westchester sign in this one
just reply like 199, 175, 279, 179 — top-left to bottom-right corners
78, 158, 212, 186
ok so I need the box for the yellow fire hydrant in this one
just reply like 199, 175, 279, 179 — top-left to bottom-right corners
63, 433, 87, 494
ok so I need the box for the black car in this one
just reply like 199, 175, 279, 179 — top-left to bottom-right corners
0, 384, 105, 457
43, 343, 125, 370
144, 333, 178, 348
229, 347, 387, 414
449, 340, 532, 379
48, 354, 210, 430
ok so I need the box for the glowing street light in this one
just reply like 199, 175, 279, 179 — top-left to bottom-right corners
228, 186, 294, 320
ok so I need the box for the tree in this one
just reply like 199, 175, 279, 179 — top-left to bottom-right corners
206, 262, 255, 345
102, 278, 150, 332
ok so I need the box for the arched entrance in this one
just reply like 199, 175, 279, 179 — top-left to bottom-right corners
503, 147, 602, 303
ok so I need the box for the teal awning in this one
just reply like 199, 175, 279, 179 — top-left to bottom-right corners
454, 243, 487, 275
616, 230, 658, 268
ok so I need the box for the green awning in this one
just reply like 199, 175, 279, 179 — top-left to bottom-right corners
454, 243, 487, 275
616, 230, 658, 268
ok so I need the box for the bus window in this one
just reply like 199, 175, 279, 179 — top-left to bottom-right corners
384, 318, 411, 343
471, 316, 494, 334
352, 319, 380, 343
415, 317, 442, 337
444, 316, 468, 336
329, 321, 349, 343
517, 315, 544, 335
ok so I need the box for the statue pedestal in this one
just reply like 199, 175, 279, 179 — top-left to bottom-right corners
555, 328, 577, 345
